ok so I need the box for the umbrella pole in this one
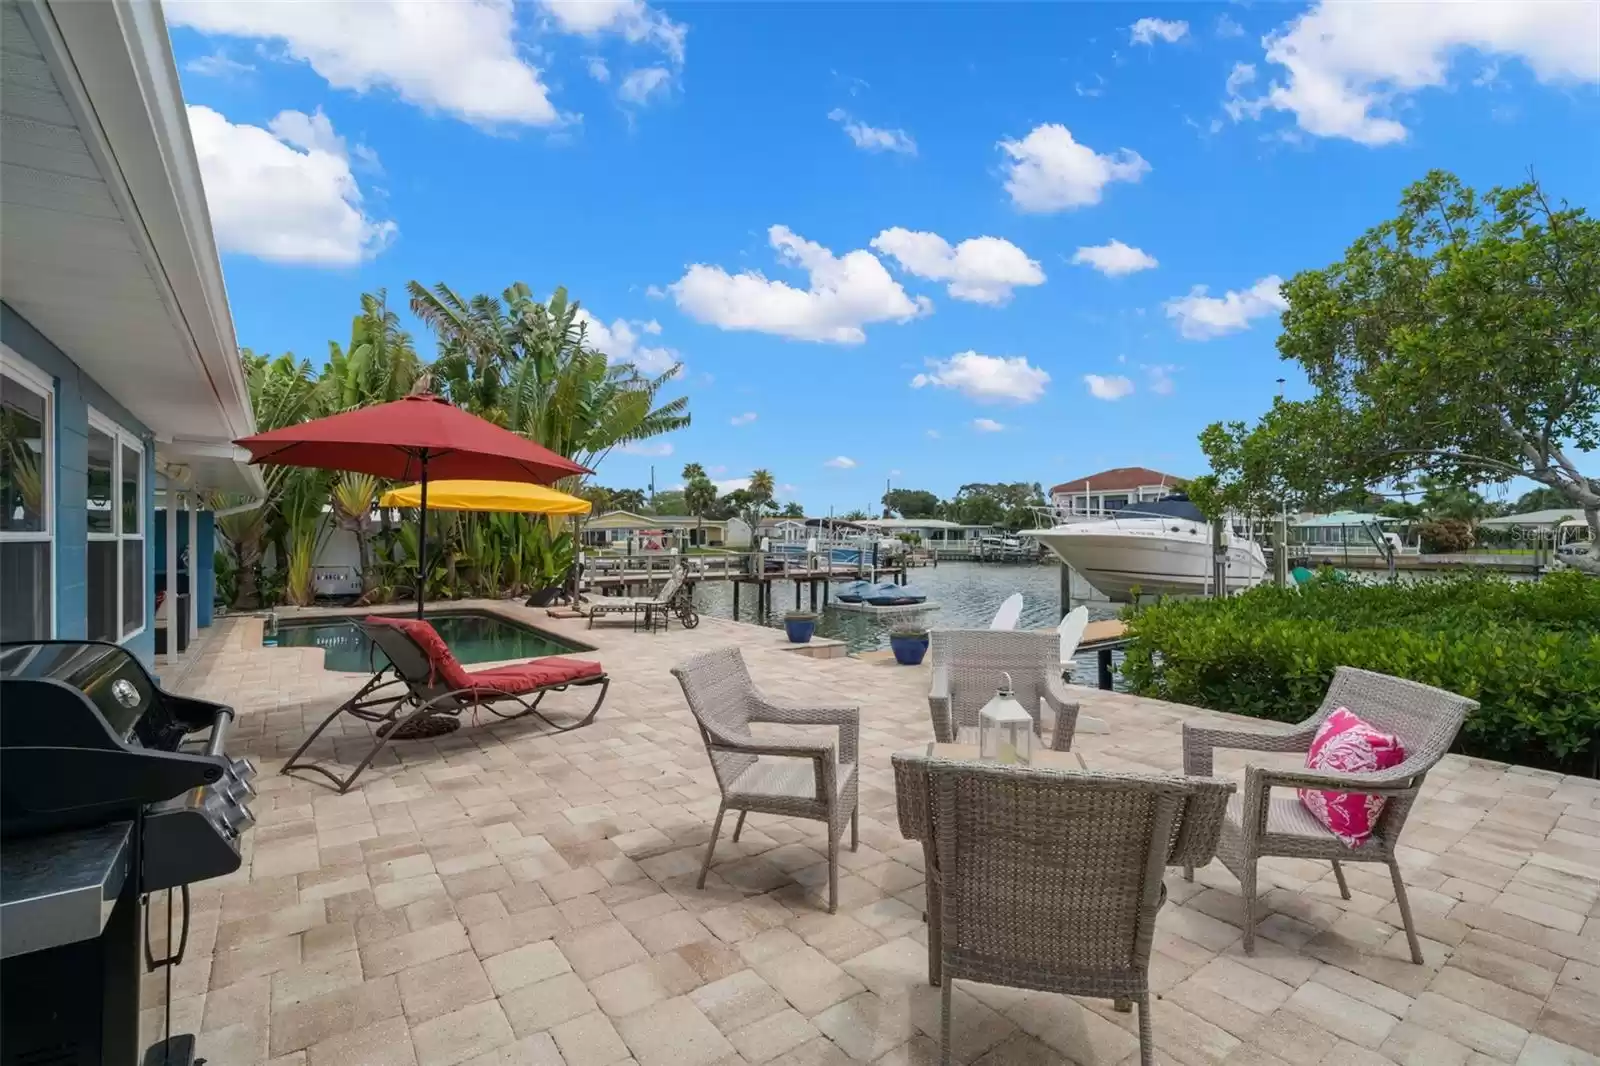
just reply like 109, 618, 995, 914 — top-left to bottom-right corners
417, 455, 429, 618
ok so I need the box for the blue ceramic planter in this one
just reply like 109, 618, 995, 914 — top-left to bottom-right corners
784, 616, 817, 643
890, 633, 929, 665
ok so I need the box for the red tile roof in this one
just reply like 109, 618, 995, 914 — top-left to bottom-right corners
1049, 467, 1185, 495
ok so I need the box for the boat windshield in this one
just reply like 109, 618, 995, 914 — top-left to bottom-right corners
1116, 495, 1207, 523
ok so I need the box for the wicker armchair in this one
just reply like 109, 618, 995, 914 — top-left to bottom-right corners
928, 762, 1235, 1066
671, 646, 860, 912
1182, 666, 1477, 962
927, 629, 1079, 749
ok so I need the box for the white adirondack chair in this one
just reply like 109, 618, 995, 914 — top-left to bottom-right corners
1057, 606, 1108, 734
989, 593, 1024, 630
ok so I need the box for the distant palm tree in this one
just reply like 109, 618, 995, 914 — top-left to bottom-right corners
742, 469, 776, 529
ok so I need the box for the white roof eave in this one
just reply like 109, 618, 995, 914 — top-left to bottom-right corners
24, 0, 258, 469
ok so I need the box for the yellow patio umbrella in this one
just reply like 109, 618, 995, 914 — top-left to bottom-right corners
380, 479, 592, 517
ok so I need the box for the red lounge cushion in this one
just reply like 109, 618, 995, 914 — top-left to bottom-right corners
364, 616, 476, 690
467, 657, 604, 694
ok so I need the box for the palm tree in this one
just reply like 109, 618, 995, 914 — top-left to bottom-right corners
683, 462, 716, 545
741, 469, 776, 530
407, 281, 512, 419
330, 473, 381, 595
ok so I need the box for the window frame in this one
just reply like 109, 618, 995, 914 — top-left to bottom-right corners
86, 407, 145, 643
0, 345, 56, 640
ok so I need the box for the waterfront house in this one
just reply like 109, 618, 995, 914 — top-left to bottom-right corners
1049, 466, 1183, 518
1, 1, 260, 667
581, 509, 753, 550
860, 516, 992, 557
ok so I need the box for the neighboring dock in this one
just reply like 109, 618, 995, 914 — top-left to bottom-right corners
583, 551, 911, 615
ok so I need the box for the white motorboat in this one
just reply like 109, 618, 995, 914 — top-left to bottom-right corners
1033, 493, 1268, 601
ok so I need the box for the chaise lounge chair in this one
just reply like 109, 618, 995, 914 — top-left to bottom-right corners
586, 566, 699, 631
282, 615, 608, 793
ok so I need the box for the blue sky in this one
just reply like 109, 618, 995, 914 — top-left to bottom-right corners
167, 1, 1600, 512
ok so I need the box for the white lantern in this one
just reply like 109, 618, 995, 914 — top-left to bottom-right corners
979, 672, 1033, 765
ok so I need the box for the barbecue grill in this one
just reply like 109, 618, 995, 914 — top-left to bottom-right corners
1, 640, 257, 1066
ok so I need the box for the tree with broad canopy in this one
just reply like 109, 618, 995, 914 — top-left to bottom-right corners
1190, 171, 1598, 573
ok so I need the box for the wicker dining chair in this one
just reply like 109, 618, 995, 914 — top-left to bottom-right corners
927, 629, 1079, 749
671, 646, 860, 912
1182, 666, 1477, 962
928, 762, 1235, 1066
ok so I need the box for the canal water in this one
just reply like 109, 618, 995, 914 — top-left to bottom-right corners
686, 561, 1129, 685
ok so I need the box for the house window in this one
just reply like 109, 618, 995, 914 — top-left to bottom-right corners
86, 410, 144, 643
1103, 494, 1130, 511
0, 350, 53, 642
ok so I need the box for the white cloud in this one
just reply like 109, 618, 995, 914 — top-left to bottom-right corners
827, 109, 916, 155
889, 469, 902, 477
586, 56, 611, 82
185, 49, 255, 79
998, 124, 1150, 212
714, 477, 750, 493
1143, 364, 1178, 395
575, 310, 680, 375
1223, 62, 1259, 120
1215, 14, 1245, 39
538, 0, 686, 65
166, 0, 560, 127
1071, 239, 1158, 277
618, 66, 672, 105
186, 106, 395, 266
1164, 275, 1288, 339
730, 412, 757, 426
972, 418, 1005, 433
1084, 374, 1135, 401
622, 441, 673, 456
926, 429, 940, 439
671, 225, 931, 344
1232, 0, 1600, 145
825, 456, 858, 469
1130, 18, 1189, 45
911, 352, 1050, 404
870, 228, 1044, 305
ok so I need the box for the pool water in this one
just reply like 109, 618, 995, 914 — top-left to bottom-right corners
264, 611, 587, 673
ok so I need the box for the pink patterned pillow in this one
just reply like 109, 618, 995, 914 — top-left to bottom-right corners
1298, 707, 1406, 847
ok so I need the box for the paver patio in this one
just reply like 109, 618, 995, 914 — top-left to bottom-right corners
148, 602, 1600, 1065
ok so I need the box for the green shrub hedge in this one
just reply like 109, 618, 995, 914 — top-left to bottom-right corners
1121, 570, 1600, 775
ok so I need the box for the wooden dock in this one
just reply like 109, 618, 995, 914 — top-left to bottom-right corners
583, 552, 910, 616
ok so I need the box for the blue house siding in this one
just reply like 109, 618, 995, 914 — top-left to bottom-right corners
2, 302, 156, 665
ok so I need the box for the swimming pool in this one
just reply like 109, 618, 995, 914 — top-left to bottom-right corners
264, 610, 589, 673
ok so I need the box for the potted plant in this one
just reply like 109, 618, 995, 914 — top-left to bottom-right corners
784, 611, 817, 644
889, 625, 929, 666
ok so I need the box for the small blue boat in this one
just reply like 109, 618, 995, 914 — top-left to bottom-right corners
836, 580, 876, 603
865, 582, 926, 607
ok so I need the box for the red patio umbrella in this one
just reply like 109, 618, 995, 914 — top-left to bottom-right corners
236, 394, 589, 616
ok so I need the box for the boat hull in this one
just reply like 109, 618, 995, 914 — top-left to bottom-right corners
1035, 527, 1267, 601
